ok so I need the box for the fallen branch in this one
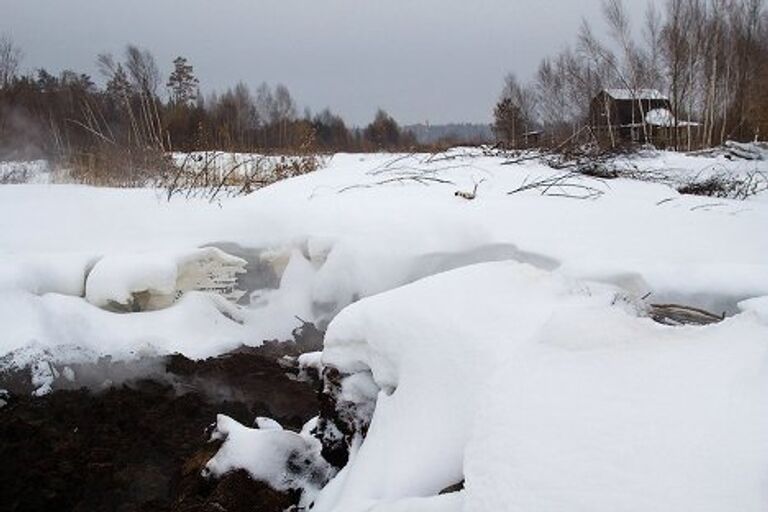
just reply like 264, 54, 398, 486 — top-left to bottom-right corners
508, 171, 605, 200
338, 174, 454, 193
649, 303, 724, 326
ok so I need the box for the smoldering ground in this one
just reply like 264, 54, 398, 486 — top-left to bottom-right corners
0, 328, 323, 512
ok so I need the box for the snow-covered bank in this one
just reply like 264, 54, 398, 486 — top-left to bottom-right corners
309, 261, 768, 512
2, 148, 768, 510
1, 149, 768, 389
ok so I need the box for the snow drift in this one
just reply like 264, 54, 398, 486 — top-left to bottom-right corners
2, 149, 768, 510
85, 247, 246, 311
308, 261, 768, 512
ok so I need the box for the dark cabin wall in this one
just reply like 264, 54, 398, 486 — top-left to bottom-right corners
589, 93, 672, 129
589, 92, 679, 146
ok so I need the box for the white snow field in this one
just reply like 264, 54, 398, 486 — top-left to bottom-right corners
1, 148, 768, 509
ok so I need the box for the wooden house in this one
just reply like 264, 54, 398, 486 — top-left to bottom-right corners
589, 89, 699, 147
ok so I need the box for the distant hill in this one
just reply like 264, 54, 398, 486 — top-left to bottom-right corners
403, 123, 494, 145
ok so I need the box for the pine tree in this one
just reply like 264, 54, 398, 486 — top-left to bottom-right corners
493, 97, 526, 148
167, 56, 199, 105
105, 64, 132, 101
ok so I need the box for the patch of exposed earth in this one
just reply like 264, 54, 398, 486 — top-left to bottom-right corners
0, 325, 323, 512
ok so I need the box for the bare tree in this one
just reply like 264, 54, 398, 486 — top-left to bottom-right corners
0, 34, 22, 88
661, 0, 696, 149
211, 82, 257, 146
643, 2, 665, 87
273, 84, 297, 147
124, 45, 163, 148
124, 45, 160, 96
602, 0, 656, 141
733, 0, 765, 140
501, 74, 537, 128
533, 47, 605, 142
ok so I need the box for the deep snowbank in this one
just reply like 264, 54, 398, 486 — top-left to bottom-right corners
465, 310, 768, 512
0, 290, 246, 368
2, 150, 768, 509
310, 261, 768, 512
85, 247, 246, 310
1, 150, 768, 390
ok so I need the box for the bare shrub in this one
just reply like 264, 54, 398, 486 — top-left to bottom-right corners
64, 147, 173, 187
677, 170, 768, 199
160, 152, 321, 202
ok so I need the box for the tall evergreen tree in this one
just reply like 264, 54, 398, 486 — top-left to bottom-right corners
105, 64, 132, 101
493, 97, 527, 148
167, 56, 199, 105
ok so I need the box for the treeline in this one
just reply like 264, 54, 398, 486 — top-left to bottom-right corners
0, 41, 417, 161
494, 0, 768, 149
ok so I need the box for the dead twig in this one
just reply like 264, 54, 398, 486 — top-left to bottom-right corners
338, 174, 454, 193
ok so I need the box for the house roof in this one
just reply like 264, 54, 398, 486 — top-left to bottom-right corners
603, 88, 668, 101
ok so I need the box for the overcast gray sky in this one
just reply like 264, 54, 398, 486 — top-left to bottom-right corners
0, 0, 647, 125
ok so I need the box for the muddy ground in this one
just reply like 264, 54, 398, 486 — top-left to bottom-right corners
0, 326, 323, 512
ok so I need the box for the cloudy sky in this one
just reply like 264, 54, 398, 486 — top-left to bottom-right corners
0, 0, 647, 125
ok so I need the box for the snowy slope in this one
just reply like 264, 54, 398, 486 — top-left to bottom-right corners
312, 261, 768, 512
1, 150, 767, 389
2, 149, 767, 510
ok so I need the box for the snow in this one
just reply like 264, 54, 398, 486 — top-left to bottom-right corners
739, 295, 768, 323
0, 252, 94, 296
170, 151, 314, 179
725, 140, 768, 160
85, 247, 246, 310
0, 160, 52, 184
364, 492, 464, 512
255, 416, 284, 430
604, 88, 667, 100
645, 107, 675, 126
246, 249, 317, 339
2, 148, 768, 509
205, 414, 333, 505
608, 148, 768, 205
465, 313, 768, 512
312, 262, 631, 510
0, 290, 247, 395
297, 351, 323, 372
312, 261, 768, 512
2, 150, 768, 387
643, 107, 700, 128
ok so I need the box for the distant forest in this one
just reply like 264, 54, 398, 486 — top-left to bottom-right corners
0, 39, 497, 164
0, 41, 438, 162
1, 0, 767, 169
